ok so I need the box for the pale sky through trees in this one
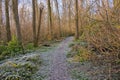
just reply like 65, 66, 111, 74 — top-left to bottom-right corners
1, 0, 114, 23
18, 0, 63, 14
18, 0, 113, 13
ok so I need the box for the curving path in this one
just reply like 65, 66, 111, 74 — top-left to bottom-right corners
36, 37, 73, 80
49, 37, 73, 80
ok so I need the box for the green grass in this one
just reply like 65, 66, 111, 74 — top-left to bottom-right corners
38, 42, 59, 52
71, 69, 88, 80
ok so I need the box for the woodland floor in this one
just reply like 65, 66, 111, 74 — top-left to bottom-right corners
0, 37, 74, 80
1, 37, 117, 80
34, 37, 73, 80
33, 37, 120, 80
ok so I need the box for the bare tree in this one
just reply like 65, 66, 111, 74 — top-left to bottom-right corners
5, 0, 11, 42
12, 0, 22, 45
62, 0, 68, 36
0, 0, 2, 39
0, 0, 2, 24
68, 0, 72, 33
48, 0, 53, 39
54, 0, 61, 37
75, 0, 79, 39
32, 0, 37, 47
35, 0, 39, 28
36, 5, 44, 47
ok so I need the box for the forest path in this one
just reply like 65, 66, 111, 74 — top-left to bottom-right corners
35, 37, 73, 80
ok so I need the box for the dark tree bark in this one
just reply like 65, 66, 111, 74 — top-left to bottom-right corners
36, 6, 44, 47
12, 0, 22, 45
5, 0, 11, 42
75, 0, 79, 39
0, 0, 2, 39
0, 0, 2, 24
32, 0, 37, 47
48, 0, 53, 39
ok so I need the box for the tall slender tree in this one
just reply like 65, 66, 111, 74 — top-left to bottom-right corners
12, 0, 22, 45
0, 0, 2, 38
32, 0, 37, 47
48, 0, 53, 39
68, 0, 72, 33
75, 0, 79, 39
35, 0, 39, 28
36, 6, 44, 47
54, 0, 61, 37
5, 0, 11, 42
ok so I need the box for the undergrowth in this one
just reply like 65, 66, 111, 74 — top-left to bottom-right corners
68, 21, 120, 80
0, 54, 41, 80
71, 69, 88, 80
68, 40, 90, 63
0, 36, 23, 60
0, 36, 36, 60
0, 35, 55, 60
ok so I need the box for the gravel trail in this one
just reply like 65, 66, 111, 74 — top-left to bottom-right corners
36, 37, 73, 80
49, 37, 73, 80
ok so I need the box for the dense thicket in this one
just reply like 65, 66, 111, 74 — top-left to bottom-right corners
0, 0, 120, 79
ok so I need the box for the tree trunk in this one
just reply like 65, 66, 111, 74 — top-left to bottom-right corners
32, 0, 37, 47
0, 0, 2, 39
12, 0, 22, 43
36, 7, 44, 47
48, 0, 53, 40
68, 0, 72, 33
12, 0, 24, 53
75, 0, 79, 39
54, 0, 62, 37
35, 0, 39, 28
5, 0, 11, 42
